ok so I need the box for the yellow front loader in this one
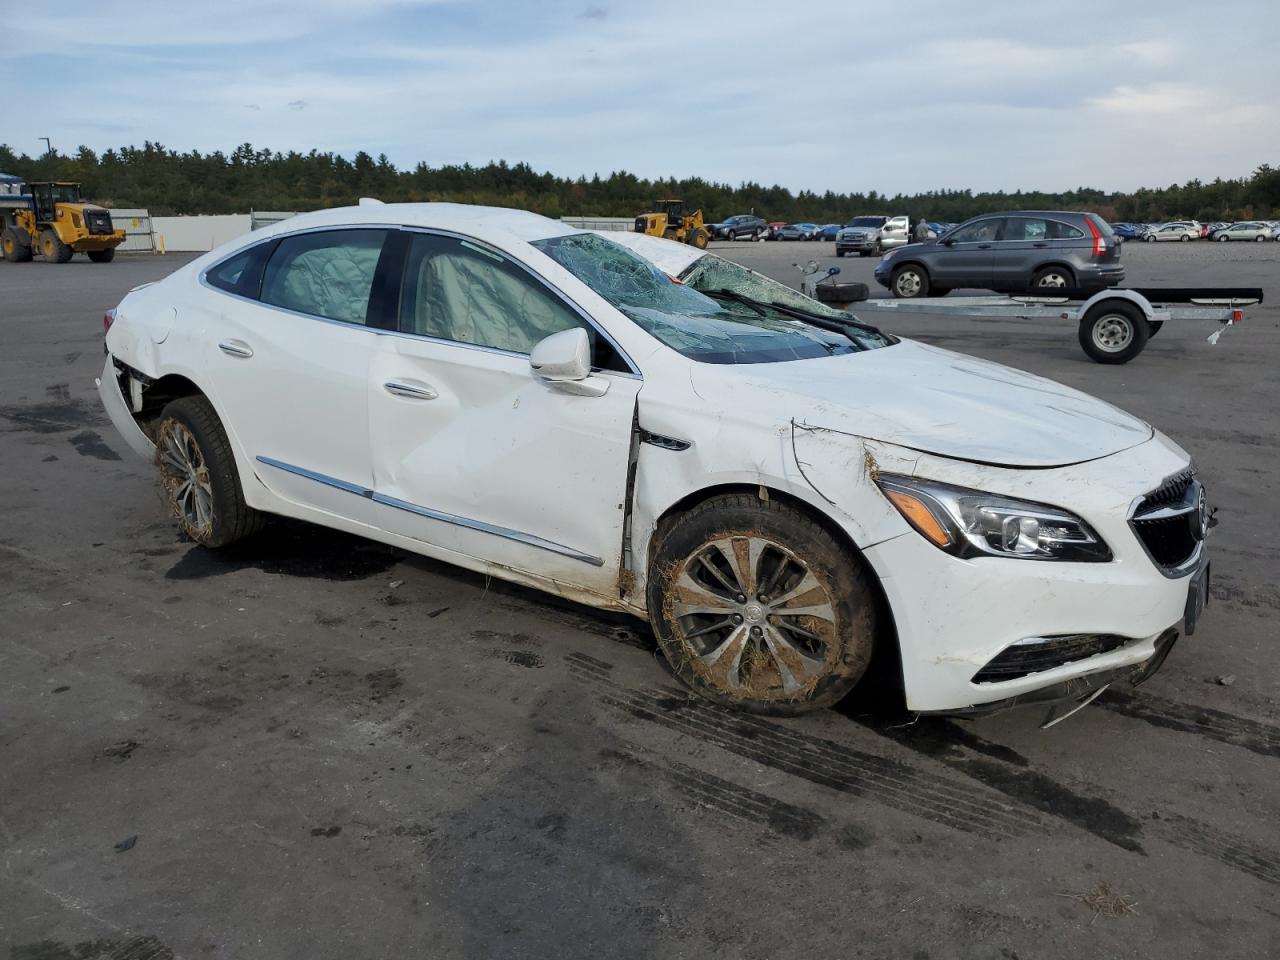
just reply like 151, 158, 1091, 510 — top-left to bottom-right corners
633, 199, 710, 249
2, 181, 126, 263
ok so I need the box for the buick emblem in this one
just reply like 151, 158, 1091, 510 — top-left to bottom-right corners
1194, 486, 1209, 541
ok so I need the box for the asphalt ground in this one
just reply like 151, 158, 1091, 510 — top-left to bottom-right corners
1, 239, 1277, 959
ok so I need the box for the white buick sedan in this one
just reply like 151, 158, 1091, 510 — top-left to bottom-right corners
98, 202, 1211, 718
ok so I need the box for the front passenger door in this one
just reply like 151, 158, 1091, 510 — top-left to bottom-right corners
932, 217, 1002, 289
367, 231, 642, 599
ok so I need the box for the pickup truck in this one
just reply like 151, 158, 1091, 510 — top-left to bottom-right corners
835, 214, 910, 257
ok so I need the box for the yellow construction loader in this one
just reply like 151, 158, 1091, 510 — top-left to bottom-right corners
633, 199, 710, 249
2, 181, 126, 263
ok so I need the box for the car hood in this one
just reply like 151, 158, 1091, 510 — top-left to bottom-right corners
689, 339, 1153, 467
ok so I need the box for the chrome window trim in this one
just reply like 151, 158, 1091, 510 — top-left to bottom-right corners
255, 455, 605, 567
397, 225, 642, 378
199, 223, 641, 379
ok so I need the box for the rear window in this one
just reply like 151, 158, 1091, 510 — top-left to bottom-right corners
261, 229, 388, 325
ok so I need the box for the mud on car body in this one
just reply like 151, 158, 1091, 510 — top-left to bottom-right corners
98, 203, 1212, 718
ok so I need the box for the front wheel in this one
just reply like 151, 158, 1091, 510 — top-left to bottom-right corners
87, 248, 116, 263
835, 250, 844, 258
752, 229, 762, 242
156, 396, 263, 547
1078, 301, 1150, 364
891, 264, 929, 298
1217, 234, 1229, 242
1256, 234, 1266, 243
1144, 234, 1156, 242
1180, 234, 1190, 242
648, 494, 877, 715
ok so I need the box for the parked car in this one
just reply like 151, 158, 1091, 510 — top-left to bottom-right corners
820, 223, 841, 241
835, 214, 910, 257
874, 210, 1124, 298
773, 223, 817, 241
709, 214, 769, 241
1210, 221, 1272, 242
765, 221, 788, 240
97, 204, 1209, 718
1110, 223, 1142, 240
1272, 223, 1280, 241
1145, 223, 1200, 242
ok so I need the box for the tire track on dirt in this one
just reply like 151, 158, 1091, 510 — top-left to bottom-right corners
1098, 688, 1280, 760
566, 653, 1043, 841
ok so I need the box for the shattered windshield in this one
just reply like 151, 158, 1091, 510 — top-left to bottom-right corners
532, 233, 887, 364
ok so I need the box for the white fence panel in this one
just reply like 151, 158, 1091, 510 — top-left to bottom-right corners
250, 210, 299, 231
151, 215, 252, 252
560, 216, 634, 232
110, 208, 154, 253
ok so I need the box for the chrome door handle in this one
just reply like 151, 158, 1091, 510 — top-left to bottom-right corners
218, 339, 253, 358
383, 380, 438, 401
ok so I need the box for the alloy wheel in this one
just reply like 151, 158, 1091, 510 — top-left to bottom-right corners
669, 535, 838, 696
158, 420, 215, 534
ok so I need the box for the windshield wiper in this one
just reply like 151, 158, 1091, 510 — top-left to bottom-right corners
703, 289, 886, 345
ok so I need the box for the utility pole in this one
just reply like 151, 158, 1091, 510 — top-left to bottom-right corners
40, 137, 52, 158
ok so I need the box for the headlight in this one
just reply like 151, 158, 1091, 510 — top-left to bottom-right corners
875, 474, 1111, 562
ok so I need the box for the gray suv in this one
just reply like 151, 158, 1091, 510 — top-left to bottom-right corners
874, 211, 1124, 298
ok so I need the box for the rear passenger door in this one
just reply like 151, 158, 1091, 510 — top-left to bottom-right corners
205, 227, 394, 523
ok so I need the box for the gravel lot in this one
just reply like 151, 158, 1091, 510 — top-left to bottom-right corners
2, 240, 1277, 959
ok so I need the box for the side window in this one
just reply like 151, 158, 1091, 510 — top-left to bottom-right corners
1045, 220, 1084, 240
1003, 218, 1044, 241
951, 218, 1002, 243
399, 233, 627, 370
206, 248, 253, 293
260, 229, 388, 325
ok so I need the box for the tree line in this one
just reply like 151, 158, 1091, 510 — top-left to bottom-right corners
2, 141, 1278, 224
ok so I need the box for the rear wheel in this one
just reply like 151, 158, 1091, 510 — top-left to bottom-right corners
2, 228, 32, 262
688, 228, 709, 250
1180, 234, 1190, 242
1078, 301, 1150, 364
1256, 234, 1266, 243
41, 229, 73, 263
752, 229, 762, 242
1144, 234, 1156, 243
648, 494, 878, 715
891, 264, 929, 298
1216, 233, 1229, 242
156, 396, 263, 547
1032, 266, 1074, 289
87, 248, 116, 263
662, 228, 678, 241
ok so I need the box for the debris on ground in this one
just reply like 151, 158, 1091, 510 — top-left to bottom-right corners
102, 740, 140, 761
114, 835, 138, 853
1058, 881, 1139, 923
1212, 674, 1236, 686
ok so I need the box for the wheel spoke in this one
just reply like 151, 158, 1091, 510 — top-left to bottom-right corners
696, 552, 740, 596
698, 625, 750, 689
762, 625, 827, 693
769, 571, 822, 607
683, 617, 735, 640
673, 570, 737, 617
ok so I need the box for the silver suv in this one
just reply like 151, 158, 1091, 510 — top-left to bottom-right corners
874, 210, 1124, 298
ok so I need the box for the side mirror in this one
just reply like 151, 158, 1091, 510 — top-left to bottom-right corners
529, 328, 608, 397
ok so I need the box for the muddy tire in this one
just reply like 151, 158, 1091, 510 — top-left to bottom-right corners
891, 264, 929, 298
688, 228, 709, 250
41, 229, 74, 263
1078, 300, 1149, 364
2, 227, 32, 262
662, 228, 678, 241
647, 494, 878, 715
156, 395, 263, 547
87, 248, 116, 263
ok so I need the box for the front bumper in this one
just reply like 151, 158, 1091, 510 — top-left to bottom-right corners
864, 514, 1208, 714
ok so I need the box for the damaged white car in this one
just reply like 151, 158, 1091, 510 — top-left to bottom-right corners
98, 203, 1212, 718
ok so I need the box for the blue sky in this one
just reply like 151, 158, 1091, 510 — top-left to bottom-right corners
4, 0, 1277, 194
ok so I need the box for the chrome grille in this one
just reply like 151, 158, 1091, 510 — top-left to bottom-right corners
1130, 469, 1204, 573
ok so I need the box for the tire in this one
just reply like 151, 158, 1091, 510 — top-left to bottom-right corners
41, 229, 74, 263
1180, 234, 1190, 242
1256, 234, 1266, 243
1032, 266, 1074, 289
156, 396, 264, 547
2, 227, 32, 262
890, 264, 929, 298
87, 248, 116, 263
647, 494, 878, 715
858, 251, 870, 258
835, 250, 844, 258
1078, 301, 1150, 364
1216, 234, 1229, 242
752, 229, 762, 242
688, 228, 709, 250
1147, 319, 1164, 337
1144, 234, 1156, 243
929, 286, 952, 297
662, 228, 678, 241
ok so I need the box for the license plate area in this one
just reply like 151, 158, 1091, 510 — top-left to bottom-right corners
1184, 562, 1210, 635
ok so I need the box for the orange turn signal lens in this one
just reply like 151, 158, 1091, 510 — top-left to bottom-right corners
884, 489, 954, 548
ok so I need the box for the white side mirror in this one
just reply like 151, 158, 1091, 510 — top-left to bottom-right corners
529, 328, 608, 397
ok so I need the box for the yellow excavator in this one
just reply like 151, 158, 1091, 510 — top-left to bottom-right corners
633, 199, 710, 249
2, 181, 126, 263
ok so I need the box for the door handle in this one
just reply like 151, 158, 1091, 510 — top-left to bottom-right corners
976, 243, 992, 249
383, 380, 438, 401
218, 339, 253, 359
1033, 242, 1048, 247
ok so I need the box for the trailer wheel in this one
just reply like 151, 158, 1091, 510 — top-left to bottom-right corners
87, 248, 116, 263
2, 228, 33, 262
41, 230, 74, 263
1079, 301, 1149, 364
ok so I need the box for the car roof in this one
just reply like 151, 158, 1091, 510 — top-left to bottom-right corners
970, 210, 1092, 219
253, 201, 580, 245
593, 229, 704, 275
